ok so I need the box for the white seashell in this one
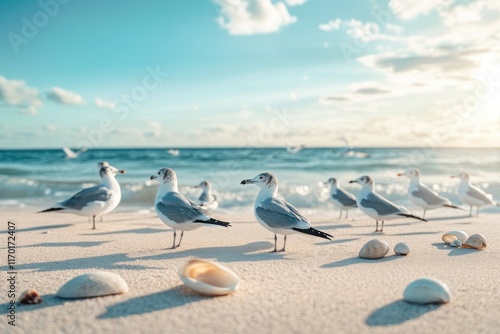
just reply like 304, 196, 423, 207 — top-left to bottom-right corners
179, 259, 240, 296
57, 271, 129, 299
359, 239, 389, 259
450, 239, 462, 247
463, 233, 487, 249
403, 278, 452, 304
394, 242, 411, 256
442, 230, 468, 244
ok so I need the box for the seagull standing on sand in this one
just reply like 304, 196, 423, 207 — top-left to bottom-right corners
194, 180, 218, 211
39, 165, 126, 229
398, 168, 461, 219
452, 172, 499, 216
95, 161, 110, 223
324, 177, 357, 219
150, 168, 230, 249
241, 172, 333, 252
349, 175, 426, 232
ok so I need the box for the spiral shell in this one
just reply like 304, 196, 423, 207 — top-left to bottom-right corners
359, 239, 389, 259
442, 230, 468, 244
394, 242, 411, 256
463, 234, 487, 249
403, 278, 452, 304
57, 272, 129, 299
179, 259, 240, 296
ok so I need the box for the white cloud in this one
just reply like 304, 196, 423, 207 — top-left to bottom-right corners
95, 97, 116, 110
0, 76, 42, 115
146, 121, 162, 138
389, 0, 453, 20
318, 19, 341, 31
217, 0, 297, 35
284, 0, 307, 5
46, 87, 84, 105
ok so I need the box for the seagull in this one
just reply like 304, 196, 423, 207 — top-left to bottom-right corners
95, 161, 109, 223
324, 177, 357, 219
349, 175, 427, 232
241, 172, 333, 252
63, 146, 88, 159
150, 168, 231, 249
398, 168, 461, 219
194, 180, 218, 211
451, 172, 499, 216
286, 144, 305, 154
167, 149, 180, 157
38, 165, 126, 229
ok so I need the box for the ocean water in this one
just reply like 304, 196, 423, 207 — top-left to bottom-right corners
0, 147, 499, 215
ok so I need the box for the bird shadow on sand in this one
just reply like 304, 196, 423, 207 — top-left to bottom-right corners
365, 300, 441, 326
391, 231, 440, 236
134, 241, 288, 263
15, 241, 110, 249
0, 252, 158, 273
314, 237, 359, 246
80, 227, 167, 236
427, 214, 471, 221
321, 255, 401, 268
431, 243, 479, 256
315, 224, 353, 230
14, 224, 73, 233
98, 286, 209, 319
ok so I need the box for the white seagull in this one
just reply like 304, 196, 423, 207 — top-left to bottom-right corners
398, 168, 461, 219
150, 168, 231, 249
63, 146, 88, 159
39, 165, 126, 229
349, 175, 426, 232
451, 172, 499, 216
241, 172, 333, 252
324, 177, 357, 219
194, 180, 218, 211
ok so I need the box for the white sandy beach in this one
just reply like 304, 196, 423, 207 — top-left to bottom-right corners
1, 209, 500, 334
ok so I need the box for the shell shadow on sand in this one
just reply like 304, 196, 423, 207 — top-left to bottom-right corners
321, 255, 400, 268
431, 243, 479, 256
366, 300, 441, 326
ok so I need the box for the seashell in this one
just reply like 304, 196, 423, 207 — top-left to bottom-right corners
57, 271, 129, 299
462, 233, 487, 250
394, 242, 411, 256
442, 230, 468, 244
179, 259, 240, 296
18, 289, 43, 305
403, 278, 452, 304
450, 239, 462, 247
358, 239, 389, 259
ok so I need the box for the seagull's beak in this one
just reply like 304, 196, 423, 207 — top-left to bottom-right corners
150, 175, 158, 180
451, 175, 458, 178
119, 170, 126, 174
323, 181, 329, 185
397, 173, 403, 176
240, 179, 253, 185
349, 180, 356, 184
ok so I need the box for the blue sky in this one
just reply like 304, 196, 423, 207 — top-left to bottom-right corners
1, 0, 499, 148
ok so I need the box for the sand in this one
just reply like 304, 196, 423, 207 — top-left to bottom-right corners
1, 209, 500, 334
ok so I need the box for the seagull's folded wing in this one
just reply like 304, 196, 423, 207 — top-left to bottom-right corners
333, 188, 357, 206
361, 192, 403, 215
411, 185, 447, 206
467, 186, 492, 204
157, 192, 206, 223
256, 198, 310, 229
60, 186, 111, 210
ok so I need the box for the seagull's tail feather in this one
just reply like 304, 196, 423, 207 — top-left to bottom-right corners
443, 204, 464, 211
194, 218, 231, 228
37, 207, 65, 213
397, 213, 427, 222
293, 227, 333, 240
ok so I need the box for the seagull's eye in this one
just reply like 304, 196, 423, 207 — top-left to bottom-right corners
259, 176, 263, 179
158, 172, 160, 175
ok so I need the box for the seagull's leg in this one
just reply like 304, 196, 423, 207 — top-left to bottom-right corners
271, 234, 278, 252
345, 210, 349, 219
171, 230, 177, 249
476, 206, 480, 217
423, 209, 426, 219
176, 231, 184, 248
92, 216, 96, 230
469, 206, 473, 217
339, 210, 342, 219
381, 221, 384, 232
279, 235, 287, 252
100, 215, 103, 222
375, 220, 379, 232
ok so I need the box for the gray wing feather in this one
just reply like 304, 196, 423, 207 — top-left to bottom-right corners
411, 186, 445, 205
332, 189, 357, 207
361, 192, 401, 215
256, 198, 310, 229
61, 186, 111, 210
157, 192, 205, 223
467, 187, 491, 204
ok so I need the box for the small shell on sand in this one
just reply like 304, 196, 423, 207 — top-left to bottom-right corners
450, 239, 462, 247
462, 234, 487, 250
403, 278, 452, 304
442, 230, 468, 244
57, 272, 129, 299
18, 289, 43, 305
179, 259, 240, 296
394, 242, 411, 256
359, 239, 389, 259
